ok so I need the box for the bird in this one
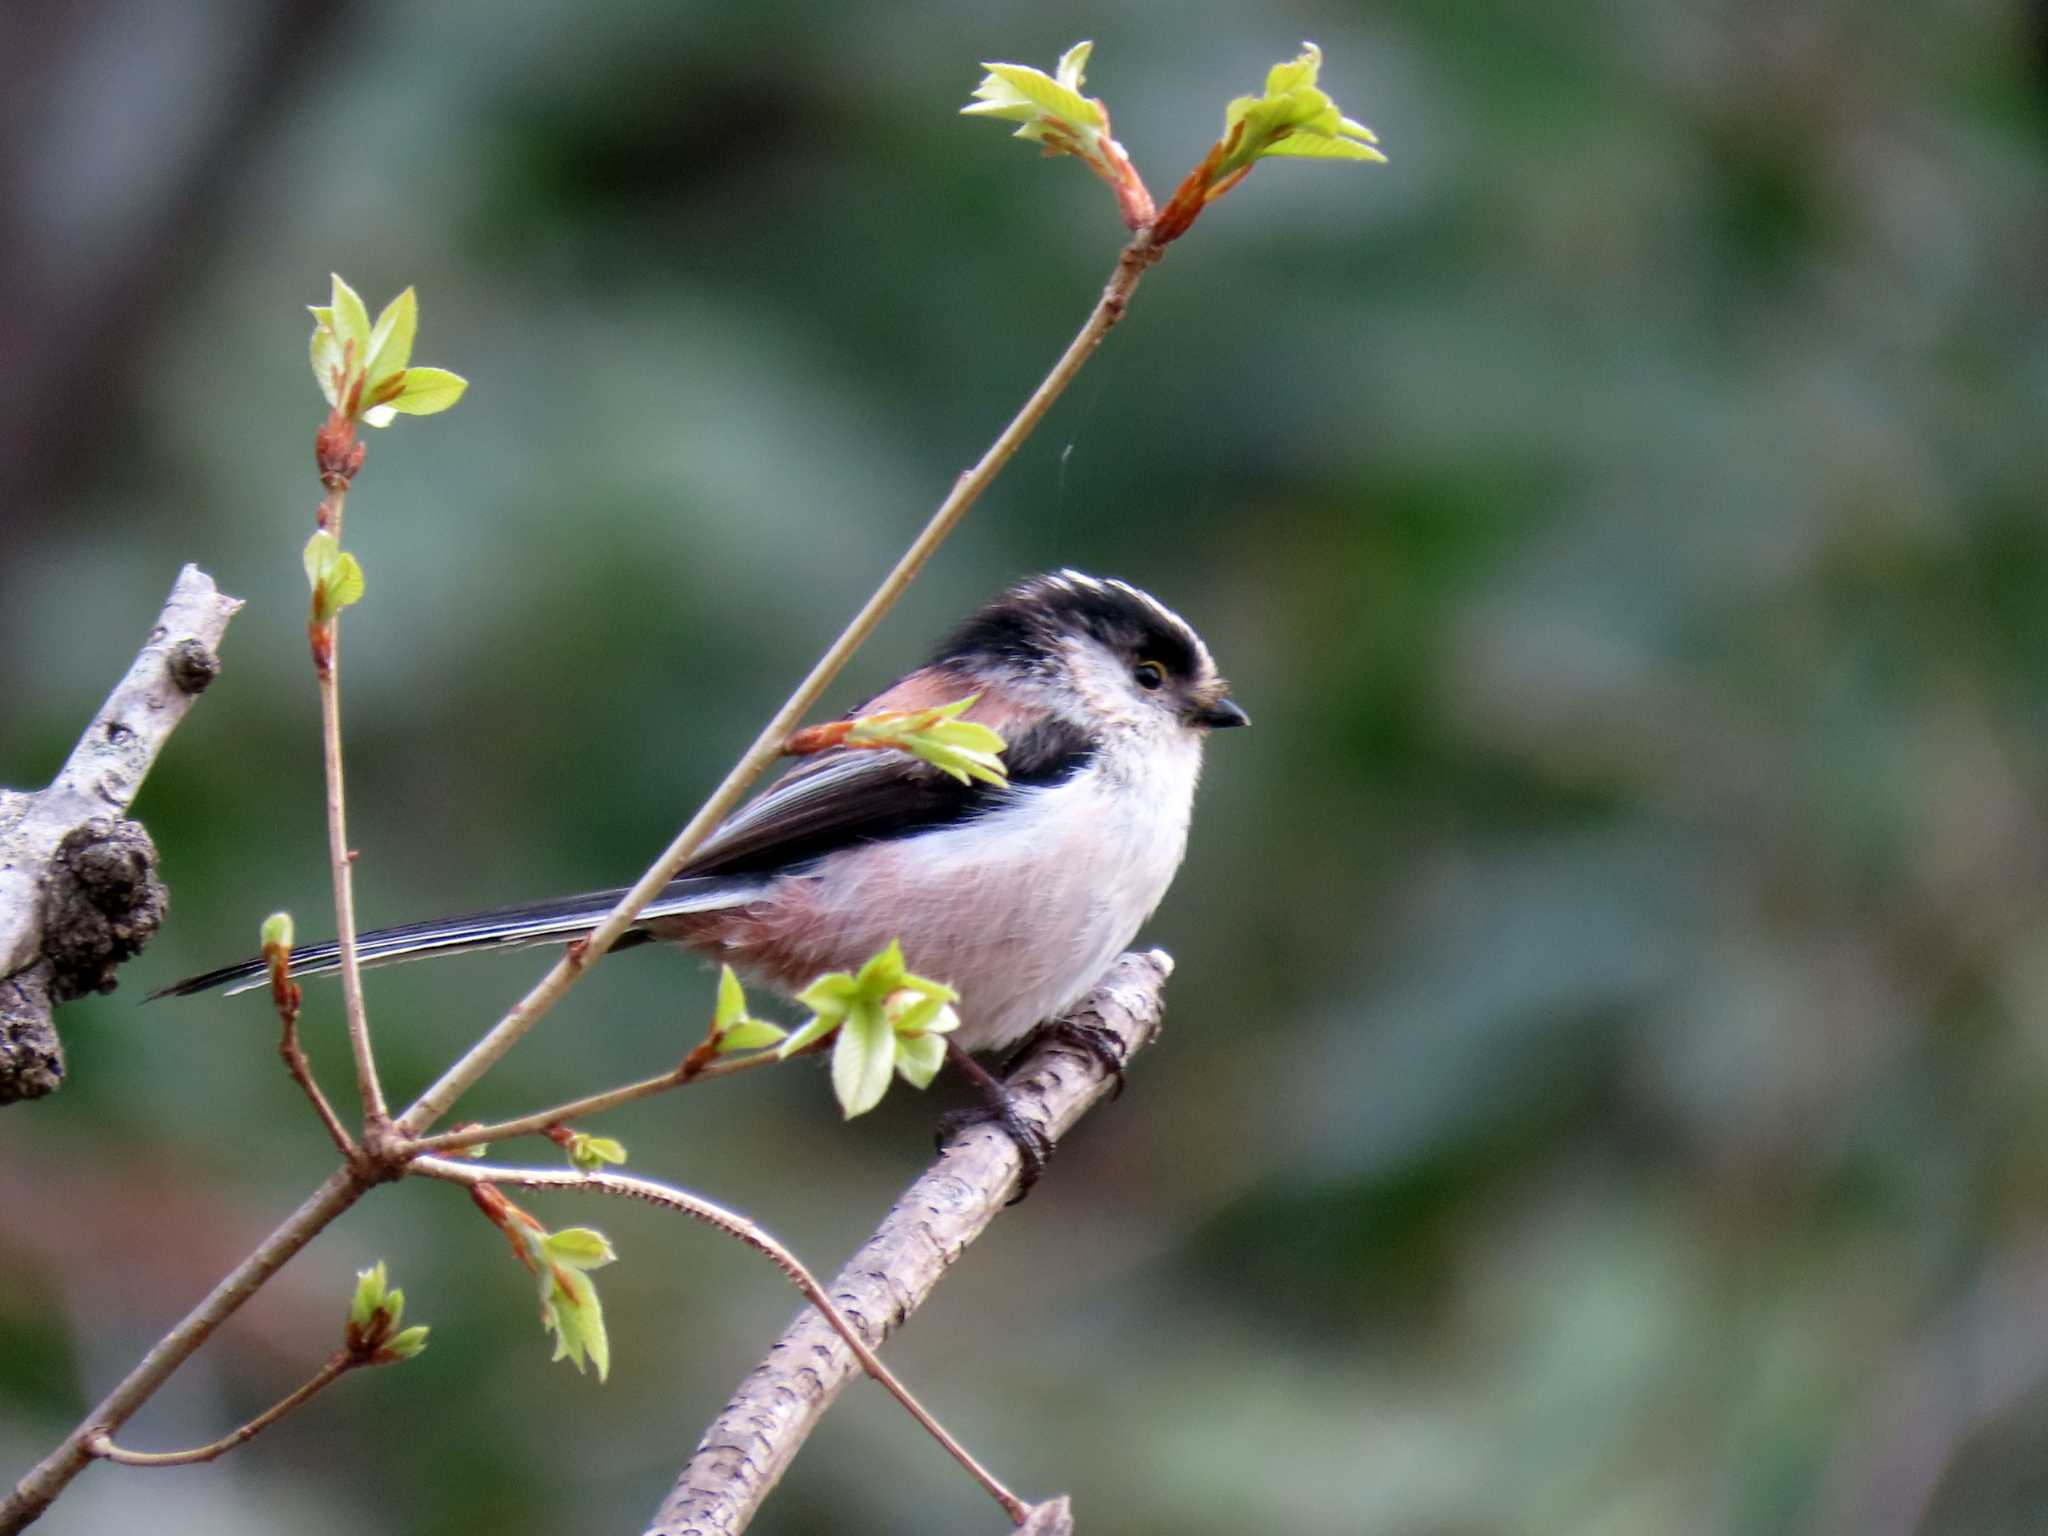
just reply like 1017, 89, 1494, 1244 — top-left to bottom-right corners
157, 571, 1245, 1149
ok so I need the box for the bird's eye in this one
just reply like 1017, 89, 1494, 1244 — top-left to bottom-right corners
1133, 660, 1167, 691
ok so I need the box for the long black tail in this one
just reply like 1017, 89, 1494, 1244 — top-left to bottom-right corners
149, 875, 758, 999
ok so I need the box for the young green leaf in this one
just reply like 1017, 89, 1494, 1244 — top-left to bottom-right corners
1148, 41, 1385, 244
776, 1009, 840, 1058
883, 984, 958, 1038
382, 1325, 431, 1362
704, 963, 788, 1053
795, 971, 861, 1014
543, 1262, 610, 1380
383, 366, 468, 417
831, 1000, 897, 1119
541, 1227, 617, 1270
779, 969, 857, 1057
844, 694, 1009, 786
714, 964, 747, 1032
565, 1133, 627, 1172
303, 531, 365, 624
309, 307, 346, 407
961, 41, 1154, 228
715, 1018, 788, 1053
1212, 42, 1384, 183
306, 278, 465, 426
328, 274, 372, 357
780, 942, 959, 1113
524, 1225, 616, 1379
963, 46, 1105, 142
349, 1261, 393, 1334
894, 1028, 947, 1089
362, 286, 418, 402
345, 1260, 426, 1360
857, 938, 908, 994
260, 911, 295, 954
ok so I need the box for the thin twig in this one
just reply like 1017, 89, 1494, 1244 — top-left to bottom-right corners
412, 1157, 1027, 1523
279, 1007, 355, 1158
395, 228, 1164, 1139
85, 1352, 353, 1467
410, 1047, 779, 1156
646, 950, 1173, 1535
0, 1168, 368, 1534
312, 465, 387, 1131
270, 947, 354, 1158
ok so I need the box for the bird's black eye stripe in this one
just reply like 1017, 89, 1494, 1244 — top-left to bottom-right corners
1134, 660, 1167, 690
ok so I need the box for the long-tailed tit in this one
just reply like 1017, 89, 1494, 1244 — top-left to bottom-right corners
160, 571, 1246, 1065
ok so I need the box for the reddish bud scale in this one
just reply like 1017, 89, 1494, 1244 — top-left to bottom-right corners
1092, 108, 1155, 231
783, 720, 855, 756
307, 622, 333, 677
1150, 120, 1250, 245
266, 958, 302, 1026
678, 1036, 719, 1081
346, 1311, 394, 1358
470, 1183, 547, 1274
314, 409, 363, 489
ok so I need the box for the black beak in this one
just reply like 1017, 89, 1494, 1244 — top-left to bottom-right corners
1193, 697, 1249, 730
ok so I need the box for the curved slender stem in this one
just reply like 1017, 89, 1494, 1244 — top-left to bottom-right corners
86, 1353, 354, 1467
413, 1157, 1028, 1523
272, 951, 355, 1158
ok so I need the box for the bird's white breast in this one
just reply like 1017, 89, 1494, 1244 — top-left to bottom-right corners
789, 729, 1204, 1051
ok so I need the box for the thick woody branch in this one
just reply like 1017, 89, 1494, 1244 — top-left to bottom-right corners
644, 949, 1173, 1536
0, 565, 242, 1102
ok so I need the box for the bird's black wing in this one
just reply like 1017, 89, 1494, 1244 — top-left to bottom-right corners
679, 712, 1095, 879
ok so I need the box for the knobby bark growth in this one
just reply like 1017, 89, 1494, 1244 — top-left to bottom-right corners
0, 565, 242, 1102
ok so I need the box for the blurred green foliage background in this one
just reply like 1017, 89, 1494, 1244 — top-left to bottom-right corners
4, 2, 2047, 1532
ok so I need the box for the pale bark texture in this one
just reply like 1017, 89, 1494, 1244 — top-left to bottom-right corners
0, 564, 242, 1101
645, 948, 1173, 1536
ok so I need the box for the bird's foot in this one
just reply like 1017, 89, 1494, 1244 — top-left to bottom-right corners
1004, 1015, 1129, 1100
936, 1040, 1053, 1200
936, 1096, 1052, 1198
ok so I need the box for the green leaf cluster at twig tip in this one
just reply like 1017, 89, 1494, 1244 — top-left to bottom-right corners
848, 695, 1008, 786
1212, 42, 1384, 183
962, 41, 1104, 145
345, 1262, 429, 1363
778, 941, 961, 1118
303, 532, 364, 625
525, 1227, 615, 1380
962, 43, 1154, 228
564, 1133, 627, 1173
710, 964, 788, 1054
309, 274, 468, 427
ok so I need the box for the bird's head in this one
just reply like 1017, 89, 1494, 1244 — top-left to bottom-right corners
936, 570, 1248, 741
